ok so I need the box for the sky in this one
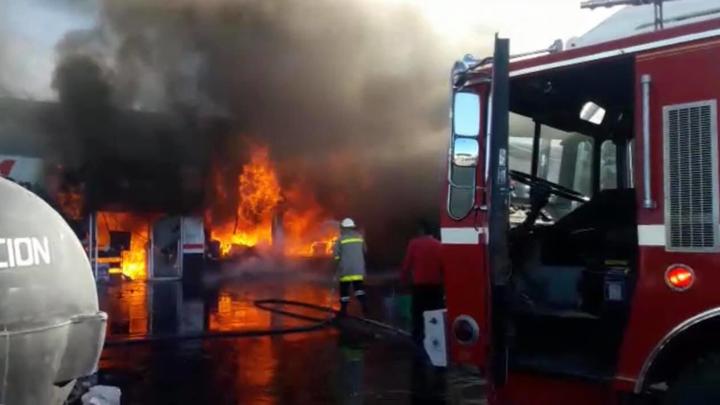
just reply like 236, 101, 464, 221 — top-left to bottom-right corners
0, 0, 96, 98
387, 0, 619, 52
0, 0, 619, 100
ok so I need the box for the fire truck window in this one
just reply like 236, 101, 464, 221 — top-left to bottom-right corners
509, 113, 593, 219
538, 137, 563, 184
600, 140, 617, 190
573, 140, 593, 195
509, 136, 531, 200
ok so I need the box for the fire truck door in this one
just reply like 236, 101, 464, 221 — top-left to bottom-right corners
445, 79, 489, 370
444, 36, 511, 383
486, 36, 512, 385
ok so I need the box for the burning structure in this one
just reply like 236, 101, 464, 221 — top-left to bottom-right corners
0, 97, 206, 280
0, 97, 338, 281
205, 143, 337, 260
0, 0, 458, 280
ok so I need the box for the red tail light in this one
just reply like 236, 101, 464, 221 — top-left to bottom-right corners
665, 265, 695, 291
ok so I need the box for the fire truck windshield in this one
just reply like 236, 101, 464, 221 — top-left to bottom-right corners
509, 113, 593, 222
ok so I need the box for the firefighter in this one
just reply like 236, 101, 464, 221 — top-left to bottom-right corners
401, 220, 445, 345
333, 218, 368, 317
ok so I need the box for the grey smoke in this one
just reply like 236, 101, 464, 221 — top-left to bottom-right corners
50, 0, 482, 265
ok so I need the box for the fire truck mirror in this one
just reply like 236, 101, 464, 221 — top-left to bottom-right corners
452, 137, 479, 167
453, 92, 481, 136
448, 182, 475, 219
448, 165, 476, 219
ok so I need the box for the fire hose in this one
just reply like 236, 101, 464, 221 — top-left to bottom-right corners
104, 298, 410, 347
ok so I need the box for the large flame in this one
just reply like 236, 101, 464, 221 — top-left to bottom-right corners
208, 145, 282, 255
282, 183, 338, 257
206, 143, 337, 258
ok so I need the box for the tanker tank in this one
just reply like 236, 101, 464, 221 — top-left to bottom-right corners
0, 177, 107, 405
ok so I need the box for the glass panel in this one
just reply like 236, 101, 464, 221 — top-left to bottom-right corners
509, 113, 593, 220
454, 93, 481, 136
448, 166, 476, 219
574, 140, 593, 196
627, 138, 635, 188
448, 185, 475, 219
453, 137, 479, 167
447, 92, 481, 219
538, 137, 563, 183
600, 139, 617, 190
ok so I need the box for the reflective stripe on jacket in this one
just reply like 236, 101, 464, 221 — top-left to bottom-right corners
333, 230, 366, 281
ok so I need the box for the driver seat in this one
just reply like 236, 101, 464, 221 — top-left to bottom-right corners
541, 188, 637, 265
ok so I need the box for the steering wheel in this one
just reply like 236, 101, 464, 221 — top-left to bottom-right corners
510, 170, 589, 203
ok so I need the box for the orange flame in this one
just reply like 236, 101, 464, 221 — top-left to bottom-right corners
96, 212, 154, 280
283, 183, 338, 257
208, 145, 282, 255
206, 143, 337, 258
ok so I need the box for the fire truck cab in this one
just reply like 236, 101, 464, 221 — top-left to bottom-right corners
442, 6, 720, 405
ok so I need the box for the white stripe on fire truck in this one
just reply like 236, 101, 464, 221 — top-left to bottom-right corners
443, 225, 720, 246
637, 224, 665, 246
440, 227, 485, 245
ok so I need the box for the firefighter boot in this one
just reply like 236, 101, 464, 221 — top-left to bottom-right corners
338, 300, 349, 317
357, 293, 368, 318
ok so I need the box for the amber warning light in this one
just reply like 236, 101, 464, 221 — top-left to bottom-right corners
665, 265, 695, 291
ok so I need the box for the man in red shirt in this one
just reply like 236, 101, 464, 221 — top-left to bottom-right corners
401, 220, 445, 344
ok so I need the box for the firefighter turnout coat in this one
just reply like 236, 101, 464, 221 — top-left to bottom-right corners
333, 230, 366, 282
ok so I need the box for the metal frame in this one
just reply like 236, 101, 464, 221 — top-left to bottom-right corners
662, 99, 720, 252
485, 92, 493, 185
636, 7, 720, 31
509, 29, 720, 78
178, 217, 185, 278
635, 305, 720, 393
530, 121, 542, 177
642, 74, 655, 208
653, 0, 666, 30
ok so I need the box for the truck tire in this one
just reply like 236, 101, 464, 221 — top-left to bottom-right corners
664, 354, 720, 405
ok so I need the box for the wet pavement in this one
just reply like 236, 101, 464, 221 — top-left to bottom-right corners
91, 262, 458, 404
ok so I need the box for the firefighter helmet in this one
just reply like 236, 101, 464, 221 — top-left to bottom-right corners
0, 177, 107, 404
340, 218, 356, 228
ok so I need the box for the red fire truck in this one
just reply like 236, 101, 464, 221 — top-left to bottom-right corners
442, 4, 720, 404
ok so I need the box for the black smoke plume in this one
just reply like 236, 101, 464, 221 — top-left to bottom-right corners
52, 0, 475, 266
